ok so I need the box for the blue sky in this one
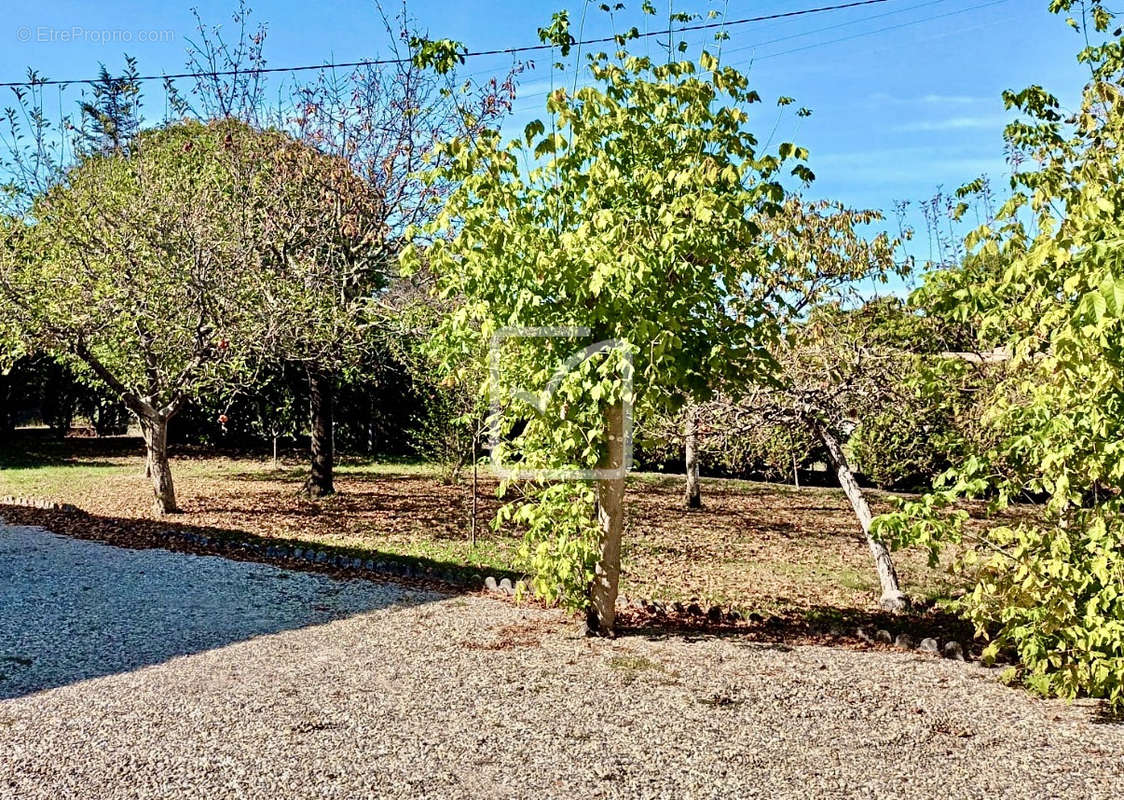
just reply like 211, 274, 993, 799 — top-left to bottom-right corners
0, 0, 1093, 277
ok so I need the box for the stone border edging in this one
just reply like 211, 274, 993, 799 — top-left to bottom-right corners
0, 496, 80, 512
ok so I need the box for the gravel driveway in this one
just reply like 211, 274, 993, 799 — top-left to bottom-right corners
2, 523, 1122, 799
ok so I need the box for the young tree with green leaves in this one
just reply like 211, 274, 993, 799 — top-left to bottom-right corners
875, 0, 1124, 709
406, 13, 813, 635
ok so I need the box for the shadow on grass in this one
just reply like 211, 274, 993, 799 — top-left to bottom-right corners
0, 504, 520, 587
0, 429, 144, 467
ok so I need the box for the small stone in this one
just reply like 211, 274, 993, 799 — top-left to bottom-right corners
919, 637, 940, 654
364, 559, 375, 570
879, 592, 910, 612
292, 548, 303, 559
686, 602, 703, 617
855, 627, 874, 644
875, 629, 893, 644
942, 641, 966, 661
894, 634, 916, 649
727, 610, 743, 623
707, 605, 723, 622
484, 576, 499, 592
671, 601, 685, 615
499, 578, 515, 595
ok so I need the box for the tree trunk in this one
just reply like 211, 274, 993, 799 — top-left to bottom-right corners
470, 435, 478, 548
304, 367, 336, 497
365, 393, 376, 455
0, 370, 14, 433
138, 413, 178, 515
683, 403, 702, 509
587, 403, 626, 637
815, 422, 908, 611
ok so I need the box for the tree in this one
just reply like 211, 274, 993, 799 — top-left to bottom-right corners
76, 58, 142, 156
875, 1, 1124, 709
226, 125, 388, 496
677, 195, 911, 507
0, 120, 264, 513
682, 402, 702, 508
655, 192, 930, 610
406, 14, 813, 635
698, 301, 924, 610
849, 393, 959, 491
179, 3, 517, 496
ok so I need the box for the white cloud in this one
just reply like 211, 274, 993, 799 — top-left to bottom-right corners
811, 146, 1008, 186
919, 93, 984, 106
866, 92, 989, 108
893, 115, 1006, 132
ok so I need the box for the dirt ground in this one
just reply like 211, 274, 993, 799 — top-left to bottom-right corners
0, 433, 962, 620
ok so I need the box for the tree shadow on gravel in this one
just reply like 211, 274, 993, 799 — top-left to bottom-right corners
1091, 706, 1124, 725
0, 506, 497, 701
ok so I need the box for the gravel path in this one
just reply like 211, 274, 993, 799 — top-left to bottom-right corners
2, 523, 1122, 799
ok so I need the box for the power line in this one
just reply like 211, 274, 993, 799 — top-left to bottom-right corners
507, 0, 998, 113
754, 0, 1006, 60
719, 0, 955, 57
0, 0, 899, 89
